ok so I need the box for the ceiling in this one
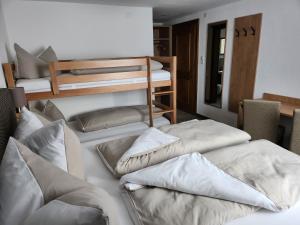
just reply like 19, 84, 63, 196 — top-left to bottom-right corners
32, 0, 241, 22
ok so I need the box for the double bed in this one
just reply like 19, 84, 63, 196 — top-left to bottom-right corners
1, 88, 300, 225
81, 130, 300, 225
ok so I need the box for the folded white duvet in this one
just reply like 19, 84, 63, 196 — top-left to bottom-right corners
119, 127, 278, 212
120, 152, 278, 212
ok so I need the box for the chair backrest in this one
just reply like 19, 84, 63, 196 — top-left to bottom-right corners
243, 99, 281, 143
290, 109, 300, 154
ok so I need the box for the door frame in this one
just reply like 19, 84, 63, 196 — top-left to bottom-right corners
172, 19, 199, 114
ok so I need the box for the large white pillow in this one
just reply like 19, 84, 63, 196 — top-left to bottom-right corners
22, 119, 84, 179
14, 107, 44, 140
22, 119, 67, 171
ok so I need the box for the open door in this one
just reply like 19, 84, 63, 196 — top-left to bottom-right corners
172, 19, 199, 114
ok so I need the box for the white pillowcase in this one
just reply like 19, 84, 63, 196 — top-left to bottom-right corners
22, 120, 67, 171
14, 107, 44, 140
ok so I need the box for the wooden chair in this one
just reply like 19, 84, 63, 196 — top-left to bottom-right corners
241, 99, 281, 143
290, 109, 300, 154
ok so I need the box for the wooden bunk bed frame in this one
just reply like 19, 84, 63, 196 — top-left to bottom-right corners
2, 56, 177, 126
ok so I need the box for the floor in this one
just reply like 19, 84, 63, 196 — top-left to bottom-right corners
177, 109, 207, 123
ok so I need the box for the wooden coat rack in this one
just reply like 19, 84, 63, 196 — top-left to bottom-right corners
229, 13, 262, 113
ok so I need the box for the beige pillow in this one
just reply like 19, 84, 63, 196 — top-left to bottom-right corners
14, 44, 59, 79
0, 138, 117, 225
76, 105, 160, 132
43, 100, 66, 121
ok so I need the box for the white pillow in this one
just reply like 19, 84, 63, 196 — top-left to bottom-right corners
120, 127, 179, 161
22, 120, 67, 171
14, 107, 44, 140
21, 119, 85, 179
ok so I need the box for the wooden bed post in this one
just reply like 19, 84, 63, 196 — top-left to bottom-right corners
2, 64, 15, 88
170, 56, 177, 124
49, 62, 59, 95
146, 57, 154, 127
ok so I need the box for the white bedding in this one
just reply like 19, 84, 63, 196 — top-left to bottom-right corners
68, 117, 170, 143
82, 139, 300, 225
16, 70, 171, 93
81, 127, 300, 225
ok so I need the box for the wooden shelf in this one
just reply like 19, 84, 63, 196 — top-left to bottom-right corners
154, 38, 170, 41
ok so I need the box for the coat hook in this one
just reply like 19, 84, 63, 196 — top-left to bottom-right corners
235, 29, 240, 37
243, 28, 248, 36
250, 26, 256, 36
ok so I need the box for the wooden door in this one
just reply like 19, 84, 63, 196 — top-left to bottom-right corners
229, 14, 262, 113
172, 19, 199, 113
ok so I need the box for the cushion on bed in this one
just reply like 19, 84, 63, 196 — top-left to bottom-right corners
23, 120, 84, 179
76, 105, 160, 132
14, 44, 59, 79
71, 59, 163, 75
43, 100, 66, 121
0, 138, 117, 225
14, 106, 44, 140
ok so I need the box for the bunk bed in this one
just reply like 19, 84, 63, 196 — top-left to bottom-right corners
2, 56, 177, 126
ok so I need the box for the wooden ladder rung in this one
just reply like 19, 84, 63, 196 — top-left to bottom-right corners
153, 109, 174, 116
153, 90, 174, 96
152, 100, 169, 110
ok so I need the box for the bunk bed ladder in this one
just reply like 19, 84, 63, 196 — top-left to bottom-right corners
147, 57, 177, 127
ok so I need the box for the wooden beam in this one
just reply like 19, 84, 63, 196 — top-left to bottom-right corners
170, 56, 177, 124
57, 71, 147, 84
146, 57, 154, 127
49, 62, 59, 95
25, 80, 171, 101
54, 58, 147, 71
2, 64, 15, 88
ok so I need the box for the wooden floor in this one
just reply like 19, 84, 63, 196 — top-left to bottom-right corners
177, 110, 206, 123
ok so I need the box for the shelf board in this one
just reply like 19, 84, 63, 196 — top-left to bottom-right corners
154, 38, 170, 41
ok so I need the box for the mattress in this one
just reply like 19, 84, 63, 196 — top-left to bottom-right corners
69, 116, 170, 143
82, 138, 300, 225
16, 70, 171, 93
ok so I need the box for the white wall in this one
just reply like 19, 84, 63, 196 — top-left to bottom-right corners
167, 0, 300, 126
0, 0, 10, 88
1, 0, 153, 119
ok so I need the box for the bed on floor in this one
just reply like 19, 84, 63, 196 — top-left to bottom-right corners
1, 88, 300, 225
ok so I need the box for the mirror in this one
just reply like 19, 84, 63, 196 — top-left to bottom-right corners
205, 21, 227, 108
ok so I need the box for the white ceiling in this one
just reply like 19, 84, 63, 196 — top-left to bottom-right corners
32, 0, 241, 22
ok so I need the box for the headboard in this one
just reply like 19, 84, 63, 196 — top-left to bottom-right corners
0, 89, 17, 161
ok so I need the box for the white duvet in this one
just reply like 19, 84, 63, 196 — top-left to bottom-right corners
120, 128, 278, 212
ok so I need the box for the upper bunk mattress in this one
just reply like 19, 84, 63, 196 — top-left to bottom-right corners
16, 70, 171, 93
